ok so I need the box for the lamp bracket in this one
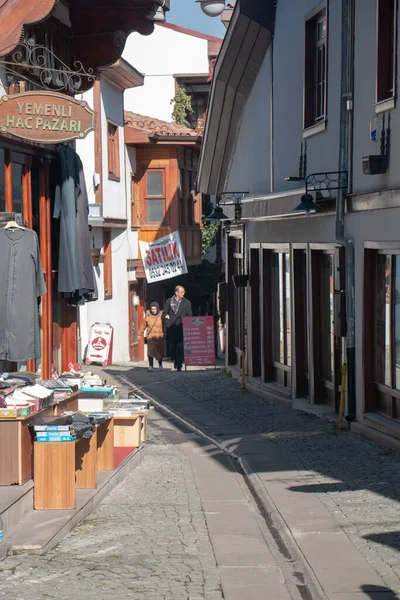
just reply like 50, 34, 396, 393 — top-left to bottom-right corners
219, 191, 249, 205
305, 171, 348, 195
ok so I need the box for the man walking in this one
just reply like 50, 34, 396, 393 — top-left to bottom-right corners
164, 285, 192, 371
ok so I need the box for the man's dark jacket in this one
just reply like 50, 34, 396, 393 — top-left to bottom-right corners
164, 297, 192, 341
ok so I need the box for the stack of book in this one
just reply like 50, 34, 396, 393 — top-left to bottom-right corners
33, 424, 76, 442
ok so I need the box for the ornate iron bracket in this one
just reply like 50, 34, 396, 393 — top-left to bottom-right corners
0, 38, 95, 94
219, 192, 248, 205
305, 171, 348, 197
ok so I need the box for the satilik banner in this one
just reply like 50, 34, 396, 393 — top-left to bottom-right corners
139, 230, 188, 283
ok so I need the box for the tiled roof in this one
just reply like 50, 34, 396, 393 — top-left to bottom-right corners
124, 111, 198, 137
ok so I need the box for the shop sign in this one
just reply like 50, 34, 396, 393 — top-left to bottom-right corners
0, 91, 95, 144
139, 230, 188, 283
86, 323, 114, 367
182, 316, 216, 367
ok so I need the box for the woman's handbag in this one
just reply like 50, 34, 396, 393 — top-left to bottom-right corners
144, 311, 162, 344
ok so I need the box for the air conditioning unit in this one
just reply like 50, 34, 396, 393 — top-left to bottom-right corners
88, 204, 103, 228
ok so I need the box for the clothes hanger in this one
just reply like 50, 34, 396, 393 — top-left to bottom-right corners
4, 220, 25, 230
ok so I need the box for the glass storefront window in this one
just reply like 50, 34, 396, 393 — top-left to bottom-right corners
371, 251, 400, 419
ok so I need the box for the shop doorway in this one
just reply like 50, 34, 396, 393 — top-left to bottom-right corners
262, 247, 292, 391
311, 249, 336, 407
293, 248, 309, 398
250, 247, 261, 377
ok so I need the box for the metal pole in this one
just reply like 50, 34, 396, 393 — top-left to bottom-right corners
336, 0, 356, 421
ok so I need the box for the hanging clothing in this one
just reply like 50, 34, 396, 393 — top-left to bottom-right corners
0, 228, 46, 361
53, 145, 95, 305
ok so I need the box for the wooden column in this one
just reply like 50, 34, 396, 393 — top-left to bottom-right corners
45, 160, 53, 373
61, 302, 78, 372
4, 149, 12, 212
39, 164, 51, 380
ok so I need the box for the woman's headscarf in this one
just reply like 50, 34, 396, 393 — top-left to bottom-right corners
150, 301, 160, 314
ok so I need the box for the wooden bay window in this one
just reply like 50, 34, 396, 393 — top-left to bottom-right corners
146, 169, 165, 223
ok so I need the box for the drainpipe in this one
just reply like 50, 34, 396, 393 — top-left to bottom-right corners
269, 40, 274, 193
336, 0, 356, 421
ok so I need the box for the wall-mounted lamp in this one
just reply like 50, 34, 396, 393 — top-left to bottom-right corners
204, 191, 248, 223
293, 171, 348, 213
292, 193, 322, 213
204, 205, 229, 222
196, 0, 226, 17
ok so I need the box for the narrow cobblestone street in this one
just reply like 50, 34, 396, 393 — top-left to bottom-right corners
0, 415, 223, 600
106, 365, 400, 599
1, 365, 400, 600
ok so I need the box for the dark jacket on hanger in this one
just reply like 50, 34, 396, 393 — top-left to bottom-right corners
0, 228, 46, 361
53, 145, 95, 304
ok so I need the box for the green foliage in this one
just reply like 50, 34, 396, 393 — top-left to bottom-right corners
201, 222, 219, 258
171, 86, 193, 126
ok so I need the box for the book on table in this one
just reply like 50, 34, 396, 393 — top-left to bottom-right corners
36, 434, 77, 442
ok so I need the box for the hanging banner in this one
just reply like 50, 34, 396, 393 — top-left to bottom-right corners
0, 91, 95, 144
85, 323, 114, 367
182, 316, 216, 367
139, 230, 188, 283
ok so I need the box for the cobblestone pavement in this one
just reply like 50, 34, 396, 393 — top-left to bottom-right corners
109, 366, 400, 597
0, 419, 223, 600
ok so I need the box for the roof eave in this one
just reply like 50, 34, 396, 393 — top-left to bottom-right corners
100, 58, 144, 90
197, 0, 276, 195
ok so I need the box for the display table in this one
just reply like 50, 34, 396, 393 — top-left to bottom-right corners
97, 417, 115, 471
34, 441, 76, 510
0, 391, 80, 486
34, 416, 118, 510
75, 430, 98, 489
113, 412, 148, 448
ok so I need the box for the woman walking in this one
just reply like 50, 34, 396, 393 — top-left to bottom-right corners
139, 302, 164, 371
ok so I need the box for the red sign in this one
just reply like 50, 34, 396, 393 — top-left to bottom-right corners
182, 316, 216, 367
